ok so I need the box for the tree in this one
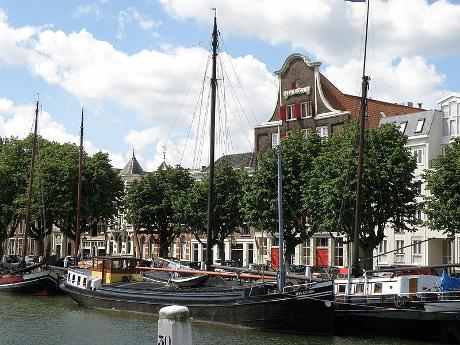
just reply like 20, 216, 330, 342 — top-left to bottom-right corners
424, 137, 460, 238
34, 142, 123, 255
303, 122, 419, 269
243, 130, 323, 263
0, 137, 30, 256
125, 166, 192, 258
175, 162, 246, 262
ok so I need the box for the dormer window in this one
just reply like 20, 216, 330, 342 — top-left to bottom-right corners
399, 122, 407, 133
415, 119, 425, 133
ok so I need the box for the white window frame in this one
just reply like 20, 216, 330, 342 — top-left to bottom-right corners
316, 126, 328, 139
395, 240, 405, 264
271, 132, 279, 148
399, 122, 407, 133
413, 148, 424, 165
300, 102, 307, 118
414, 119, 425, 133
378, 239, 388, 265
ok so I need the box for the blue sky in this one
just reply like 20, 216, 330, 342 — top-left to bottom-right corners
0, 0, 459, 170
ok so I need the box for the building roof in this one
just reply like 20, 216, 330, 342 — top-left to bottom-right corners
379, 110, 438, 137
319, 74, 425, 128
120, 152, 144, 176
214, 152, 255, 169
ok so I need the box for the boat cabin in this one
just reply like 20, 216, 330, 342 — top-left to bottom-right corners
67, 256, 144, 290
334, 274, 440, 300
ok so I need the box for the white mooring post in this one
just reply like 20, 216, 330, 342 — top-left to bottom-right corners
157, 306, 192, 345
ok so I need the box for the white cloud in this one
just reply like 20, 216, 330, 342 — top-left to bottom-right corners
117, 7, 160, 40
73, 4, 103, 21
0, 10, 276, 168
0, 97, 125, 168
158, 0, 458, 104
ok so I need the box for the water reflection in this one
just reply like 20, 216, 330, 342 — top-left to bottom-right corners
0, 295, 434, 345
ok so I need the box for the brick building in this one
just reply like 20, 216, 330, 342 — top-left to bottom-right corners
255, 53, 423, 158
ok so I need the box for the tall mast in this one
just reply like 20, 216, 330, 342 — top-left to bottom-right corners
352, 0, 370, 275
22, 99, 40, 259
74, 108, 84, 262
276, 126, 285, 292
206, 11, 218, 269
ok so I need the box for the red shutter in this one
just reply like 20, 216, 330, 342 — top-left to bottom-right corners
294, 103, 301, 119
279, 105, 286, 121
290, 81, 296, 89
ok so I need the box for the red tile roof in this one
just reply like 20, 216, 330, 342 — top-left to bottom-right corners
319, 74, 424, 128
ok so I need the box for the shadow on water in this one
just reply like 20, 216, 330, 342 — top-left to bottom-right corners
0, 294, 439, 345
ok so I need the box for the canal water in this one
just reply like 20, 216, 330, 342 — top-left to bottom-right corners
0, 294, 439, 345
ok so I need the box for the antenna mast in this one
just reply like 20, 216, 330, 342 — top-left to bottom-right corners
74, 108, 84, 262
206, 9, 218, 269
352, 0, 370, 276
22, 98, 40, 259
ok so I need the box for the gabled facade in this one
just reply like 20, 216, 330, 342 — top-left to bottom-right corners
255, 53, 423, 159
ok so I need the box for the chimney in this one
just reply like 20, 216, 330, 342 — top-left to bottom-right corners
407, 101, 413, 107
418, 103, 423, 109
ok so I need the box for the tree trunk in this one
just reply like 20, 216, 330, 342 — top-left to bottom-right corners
133, 225, 141, 259
218, 242, 225, 263
361, 245, 374, 271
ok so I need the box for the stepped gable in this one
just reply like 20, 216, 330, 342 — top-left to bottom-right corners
120, 152, 144, 176
214, 152, 255, 169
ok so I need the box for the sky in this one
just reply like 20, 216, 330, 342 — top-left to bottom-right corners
0, 0, 459, 171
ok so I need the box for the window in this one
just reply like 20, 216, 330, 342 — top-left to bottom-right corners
301, 102, 307, 118
181, 241, 186, 259
301, 101, 313, 118
415, 180, 422, 194
286, 104, 294, 120
442, 240, 452, 265
316, 238, 328, 248
374, 283, 382, 293
337, 284, 347, 295
415, 209, 422, 220
414, 119, 425, 133
450, 101, 458, 117
192, 243, 199, 262
443, 105, 449, 117
334, 239, 344, 266
303, 240, 311, 266
316, 126, 328, 139
271, 132, 279, 148
413, 240, 422, 255
413, 148, 424, 165
355, 284, 364, 295
378, 239, 388, 264
399, 122, 407, 133
450, 119, 457, 136
395, 240, 405, 263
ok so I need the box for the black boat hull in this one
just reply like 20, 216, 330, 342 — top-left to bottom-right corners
61, 281, 334, 335
0, 270, 61, 295
334, 306, 460, 343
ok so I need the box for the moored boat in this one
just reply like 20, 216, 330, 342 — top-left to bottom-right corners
0, 263, 61, 296
60, 256, 334, 335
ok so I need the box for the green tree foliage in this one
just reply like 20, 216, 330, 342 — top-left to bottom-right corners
0, 137, 30, 254
175, 162, 246, 261
424, 137, 460, 237
243, 130, 323, 262
304, 122, 419, 268
124, 166, 192, 258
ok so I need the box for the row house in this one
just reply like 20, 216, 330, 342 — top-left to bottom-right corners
254, 53, 423, 269
376, 93, 460, 269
